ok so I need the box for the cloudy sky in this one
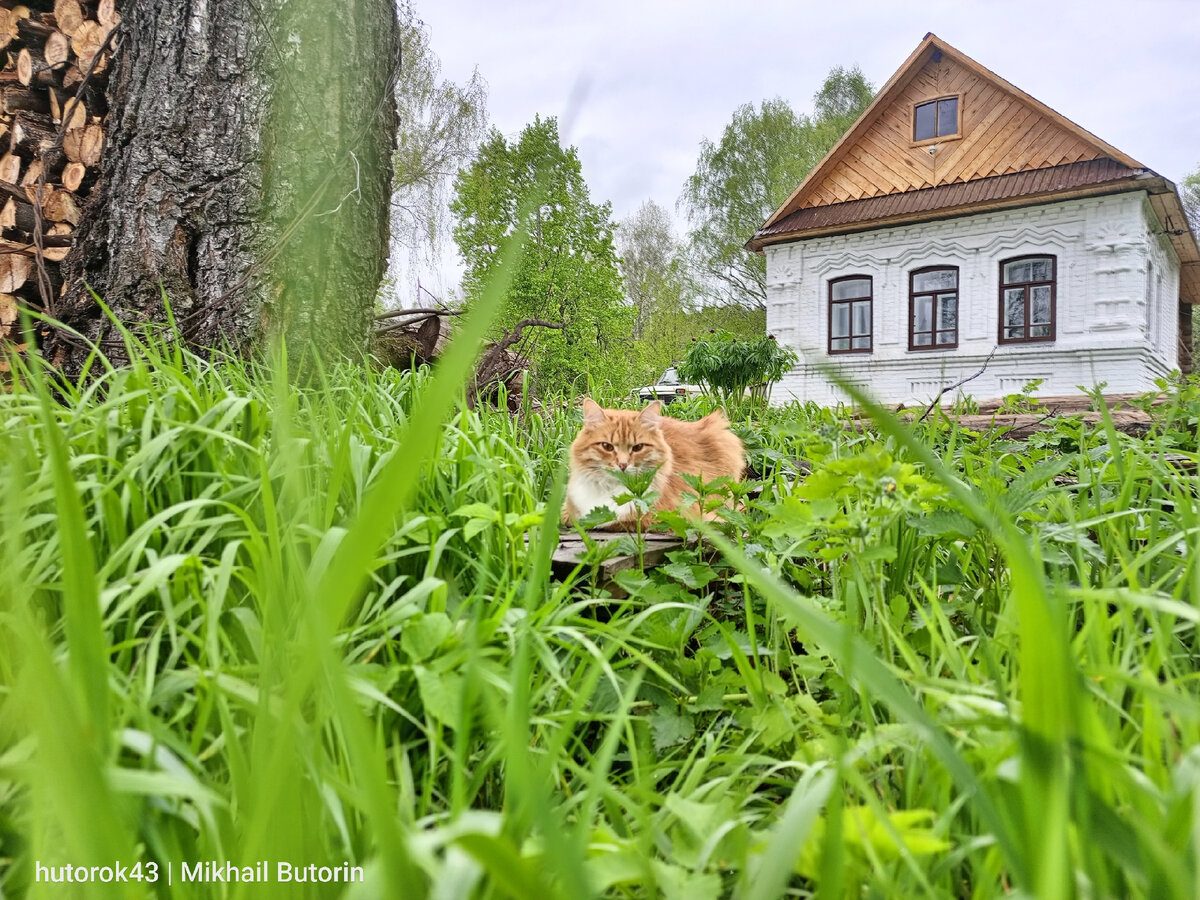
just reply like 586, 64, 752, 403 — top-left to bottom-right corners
400, 0, 1200, 294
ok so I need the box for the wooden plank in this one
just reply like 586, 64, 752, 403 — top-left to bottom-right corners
841, 151, 900, 197
933, 88, 1015, 177
810, 168, 856, 203
962, 104, 1040, 180
1038, 127, 1094, 168
822, 162, 874, 200
540, 531, 688, 583
860, 133, 931, 188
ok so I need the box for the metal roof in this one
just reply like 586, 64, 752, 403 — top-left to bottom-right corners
753, 159, 1144, 244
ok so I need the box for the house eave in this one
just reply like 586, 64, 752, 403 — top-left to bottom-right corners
750, 179, 1153, 250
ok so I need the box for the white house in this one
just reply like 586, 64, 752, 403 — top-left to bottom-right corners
749, 34, 1199, 407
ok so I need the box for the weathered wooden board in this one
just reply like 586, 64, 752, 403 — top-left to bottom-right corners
544, 531, 687, 582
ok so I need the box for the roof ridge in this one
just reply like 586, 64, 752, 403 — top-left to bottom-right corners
758, 34, 1144, 233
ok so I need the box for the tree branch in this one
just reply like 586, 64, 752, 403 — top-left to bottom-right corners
916, 346, 998, 424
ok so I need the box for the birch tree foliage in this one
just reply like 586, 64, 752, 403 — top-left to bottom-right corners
618, 200, 683, 341
1182, 163, 1199, 235
388, 3, 487, 292
680, 66, 873, 310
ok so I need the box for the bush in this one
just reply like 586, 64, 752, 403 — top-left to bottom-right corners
676, 329, 798, 411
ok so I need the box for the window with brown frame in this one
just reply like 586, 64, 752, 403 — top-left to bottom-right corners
909, 267, 958, 350
829, 276, 872, 354
999, 255, 1056, 343
913, 97, 959, 142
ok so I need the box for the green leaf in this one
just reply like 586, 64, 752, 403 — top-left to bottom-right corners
415, 665, 463, 727
401, 613, 453, 662
660, 561, 717, 589
650, 706, 694, 751
906, 509, 978, 539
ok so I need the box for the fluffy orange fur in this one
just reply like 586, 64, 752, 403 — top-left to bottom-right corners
563, 399, 745, 530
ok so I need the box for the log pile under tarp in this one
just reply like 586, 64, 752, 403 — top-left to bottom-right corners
0, 0, 118, 355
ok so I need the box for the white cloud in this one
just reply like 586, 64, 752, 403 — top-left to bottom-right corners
408, 0, 1200, 283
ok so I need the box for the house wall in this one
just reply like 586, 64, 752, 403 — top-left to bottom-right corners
765, 191, 1182, 406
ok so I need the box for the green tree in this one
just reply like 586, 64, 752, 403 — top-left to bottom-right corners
680, 66, 873, 309
617, 201, 769, 385
1184, 164, 1200, 367
387, 3, 487, 299
451, 116, 631, 391
1182, 164, 1200, 235
618, 200, 679, 340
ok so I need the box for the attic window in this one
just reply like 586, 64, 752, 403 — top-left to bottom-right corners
914, 97, 959, 141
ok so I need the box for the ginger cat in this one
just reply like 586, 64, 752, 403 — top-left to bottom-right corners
563, 399, 745, 530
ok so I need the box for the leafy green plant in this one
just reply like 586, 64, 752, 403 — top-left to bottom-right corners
677, 330, 798, 412
997, 376, 1047, 414
4, 305, 1200, 899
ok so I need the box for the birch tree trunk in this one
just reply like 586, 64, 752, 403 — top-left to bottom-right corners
43, 0, 400, 373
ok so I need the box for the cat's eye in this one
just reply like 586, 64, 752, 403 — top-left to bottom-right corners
598, 442, 614, 452
631, 443, 646, 452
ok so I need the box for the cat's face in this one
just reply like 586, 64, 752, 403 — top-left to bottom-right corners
570, 399, 672, 478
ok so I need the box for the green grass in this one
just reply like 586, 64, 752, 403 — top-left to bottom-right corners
1, 318, 1199, 898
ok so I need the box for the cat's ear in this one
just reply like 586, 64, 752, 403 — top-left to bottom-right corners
639, 401, 663, 427
581, 398, 606, 426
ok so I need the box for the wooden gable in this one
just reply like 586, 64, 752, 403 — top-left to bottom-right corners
754, 33, 1200, 305
767, 34, 1142, 219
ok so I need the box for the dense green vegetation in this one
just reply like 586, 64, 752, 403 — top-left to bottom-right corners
452, 116, 632, 392
2, 315, 1199, 898
679, 67, 874, 310
677, 330, 798, 412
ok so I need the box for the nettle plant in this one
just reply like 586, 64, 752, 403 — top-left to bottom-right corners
677, 330, 798, 412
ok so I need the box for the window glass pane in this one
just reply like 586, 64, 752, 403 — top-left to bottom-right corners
914, 332, 932, 346
1030, 258, 1053, 281
1030, 325, 1051, 338
937, 330, 955, 345
1004, 326, 1024, 339
662, 367, 678, 384
832, 278, 870, 300
914, 296, 932, 333
937, 97, 958, 136
851, 336, 870, 350
831, 303, 850, 337
937, 294, 957, 330
913, 268, 957, 292
852, 300, 871, 336
1004, 289, 1025, 326
831, 337, 850, 351
914, 101, 936, 140
1003, 260, 1032, 284
1031, 286, 1052, 324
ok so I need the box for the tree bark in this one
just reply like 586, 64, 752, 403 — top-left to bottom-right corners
42, 0, 400, 374
260, 0, 401, 354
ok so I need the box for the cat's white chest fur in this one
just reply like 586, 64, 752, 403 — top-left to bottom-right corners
567, 471, 638, 522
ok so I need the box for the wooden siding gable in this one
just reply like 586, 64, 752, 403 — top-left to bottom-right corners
764, 34, 1143, 223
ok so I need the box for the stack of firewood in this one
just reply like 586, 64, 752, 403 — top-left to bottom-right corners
0, 0, 117, 347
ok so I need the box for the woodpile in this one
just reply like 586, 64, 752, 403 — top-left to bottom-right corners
0, 0, 118, 350
371, 303, 565, 413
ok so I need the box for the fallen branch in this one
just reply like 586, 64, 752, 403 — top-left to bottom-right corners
995, 407, 1058, 440
494, 317, 564, 352
374, 306, 462, 322
916, 345, 998, 424
467, 318, 565, 411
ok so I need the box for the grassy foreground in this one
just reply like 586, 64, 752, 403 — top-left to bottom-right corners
1, 325, 1199, 899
